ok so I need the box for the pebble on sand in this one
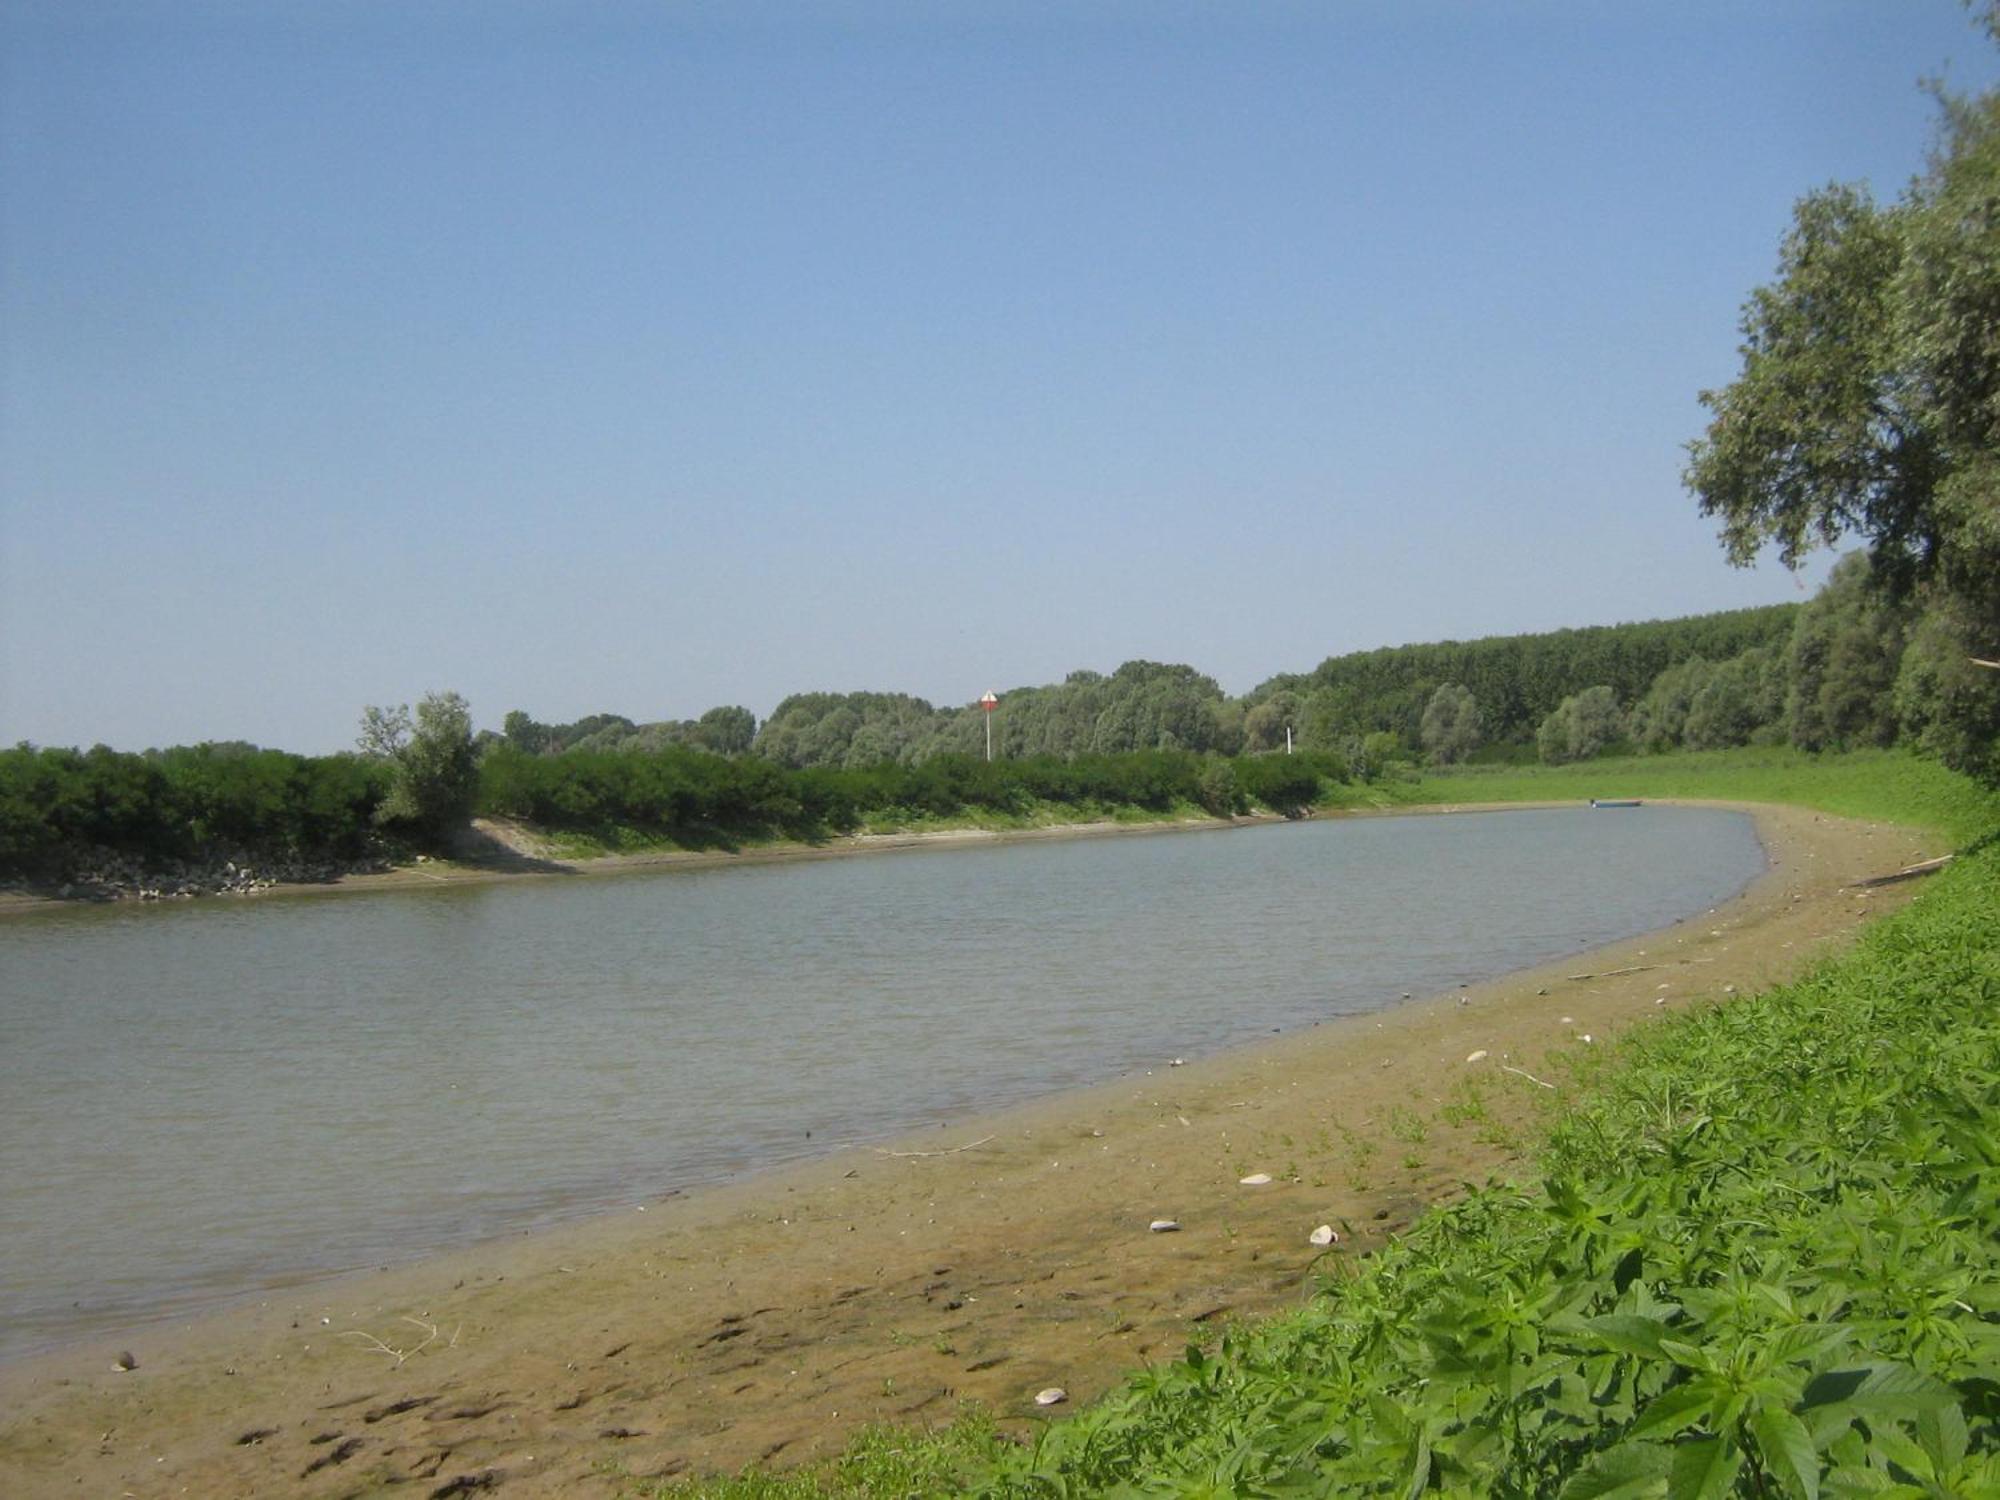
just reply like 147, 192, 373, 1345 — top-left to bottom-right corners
1465, 1049, 1489, 1064
1036, 1387, 1068, 1406
1238, 1173, 1272, 1186
1149, 1219, 1181, 1233
1309, 1225, 1338, 1247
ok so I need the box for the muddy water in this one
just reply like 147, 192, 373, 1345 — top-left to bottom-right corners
0, 805, 1761, 1358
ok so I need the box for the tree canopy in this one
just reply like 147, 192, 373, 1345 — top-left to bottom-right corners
1685, 26, 2000, 780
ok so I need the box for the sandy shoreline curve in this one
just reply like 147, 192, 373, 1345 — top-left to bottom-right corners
0, 802, 1946, 1497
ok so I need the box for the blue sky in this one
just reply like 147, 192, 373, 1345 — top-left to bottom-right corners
4, 2, 1996, 753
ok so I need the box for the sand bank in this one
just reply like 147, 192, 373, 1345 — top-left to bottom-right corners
0, 803, 1943, 1497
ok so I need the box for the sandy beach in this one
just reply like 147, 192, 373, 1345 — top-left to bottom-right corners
0, 802, 1944, 1498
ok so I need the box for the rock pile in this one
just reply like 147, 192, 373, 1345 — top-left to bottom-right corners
18, 848, 394, 904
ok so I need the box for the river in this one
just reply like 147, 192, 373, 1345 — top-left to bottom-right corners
0, 804, 1763, 1358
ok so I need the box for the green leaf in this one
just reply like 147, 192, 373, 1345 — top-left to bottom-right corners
1667, 1437, 1744, 1500
1914, 1403, 1968, 1473
1748, 1405, 1820, 1500
1558, 1441, 1674, 1500
1800, 1363, 1957, 1420
1630, 1383, 1719, 1441
1568, 1315, 1676, 1359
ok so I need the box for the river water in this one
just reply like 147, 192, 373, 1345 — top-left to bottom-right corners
0, 805, 1763, 1358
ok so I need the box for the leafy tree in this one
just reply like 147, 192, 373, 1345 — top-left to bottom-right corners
1784, 552, 1912, 750
690, 705, 756, 755
1684, 24, 2000, 779
1537, 686, 1623, 765
357, 703, 412, 760
361, 691, 478, 845
1242, 690, 1301, 753
1683, 645, 1784, 750
501, 709, 550, 755
1896, 598, 2000, 782
1419, 683, 1481, 766
1628, 657, 1716, 752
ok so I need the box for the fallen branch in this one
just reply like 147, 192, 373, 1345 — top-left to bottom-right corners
1970, 657, 1999, 670
1565, 964, 1656, 981
1500, 1065, 1558, 1090
1850, 854, 1955, 889
874, 1135, 994, 1159
338, 1316, 439, 1365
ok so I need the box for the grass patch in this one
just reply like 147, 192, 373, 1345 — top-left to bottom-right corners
1411, 746, 2000, 846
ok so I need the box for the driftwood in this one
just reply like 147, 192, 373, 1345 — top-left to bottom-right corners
1565, 964, 1657, 982
1500, 1064, 1558, 1090
874, 1135, 994, 1159
1849, 854, 1956, 889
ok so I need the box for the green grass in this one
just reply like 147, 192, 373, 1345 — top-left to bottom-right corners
1410, 746, 2000, 847
639, 750, 2000, 1498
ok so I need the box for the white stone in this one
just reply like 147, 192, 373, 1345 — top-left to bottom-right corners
1238, 1173, 1272, 1186
1309, 1225, 1337, 1247
1035, 1387, 1068, 1406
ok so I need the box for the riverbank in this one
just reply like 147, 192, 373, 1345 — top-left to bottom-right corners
0, 810, 1306, 917
0, 802, 1939, 1498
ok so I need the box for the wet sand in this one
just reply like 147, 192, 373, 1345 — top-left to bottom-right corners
0, 802, 1943, 1498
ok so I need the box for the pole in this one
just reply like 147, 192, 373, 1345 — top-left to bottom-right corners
986, 711, 993, 762
1285, 725, 1293, 755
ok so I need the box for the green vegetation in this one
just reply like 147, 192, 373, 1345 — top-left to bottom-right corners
0, 740, 388, 873
358, 690, 479, 844
648, 751, 2000, 1499
1415, 746, 2000, 847
1685, 23, 2000, 784
1245, 606, 1800, 754
478, 745, 1349, 851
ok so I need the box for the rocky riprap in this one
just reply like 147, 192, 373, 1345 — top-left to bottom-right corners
9, 848, 395, 903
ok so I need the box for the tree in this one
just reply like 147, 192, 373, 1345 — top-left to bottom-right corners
1419, 683, 1481, 765
1628, 658, 1716, 752
1537, 686, 1623, 765
1783, 552, 1912, 750
1684, 25, 2000, 779
691, 705, 756, 756
359, 691, 478, 845
501, 709, 551, 755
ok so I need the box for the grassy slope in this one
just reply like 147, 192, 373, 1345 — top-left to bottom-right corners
645, 750, 2000, 1499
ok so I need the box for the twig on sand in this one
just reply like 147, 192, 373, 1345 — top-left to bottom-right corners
874, 1135, 995, 1159
1500, 1065, 1558, 1091
339, 1317, 439, 1365
1565, 964, 1656, 982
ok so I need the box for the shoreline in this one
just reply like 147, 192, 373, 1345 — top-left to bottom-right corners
0, 810, 1290, 917
0, 802, 1943, 1497
0, 797, 1576, 919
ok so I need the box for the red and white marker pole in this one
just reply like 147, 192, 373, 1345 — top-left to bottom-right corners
980, 691, 999, 761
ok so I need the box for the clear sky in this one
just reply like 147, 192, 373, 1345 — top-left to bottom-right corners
4, 1, 1996, 754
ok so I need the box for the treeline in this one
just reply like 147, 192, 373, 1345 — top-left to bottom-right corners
0, 742, 389, 872
490, 613, 1809, 778
479, 742, 1337, 842
2, 566, 1975, 882
1244, 604, 1800, 752
1527, 551, 1944, 765
0, 738, 1342, 879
